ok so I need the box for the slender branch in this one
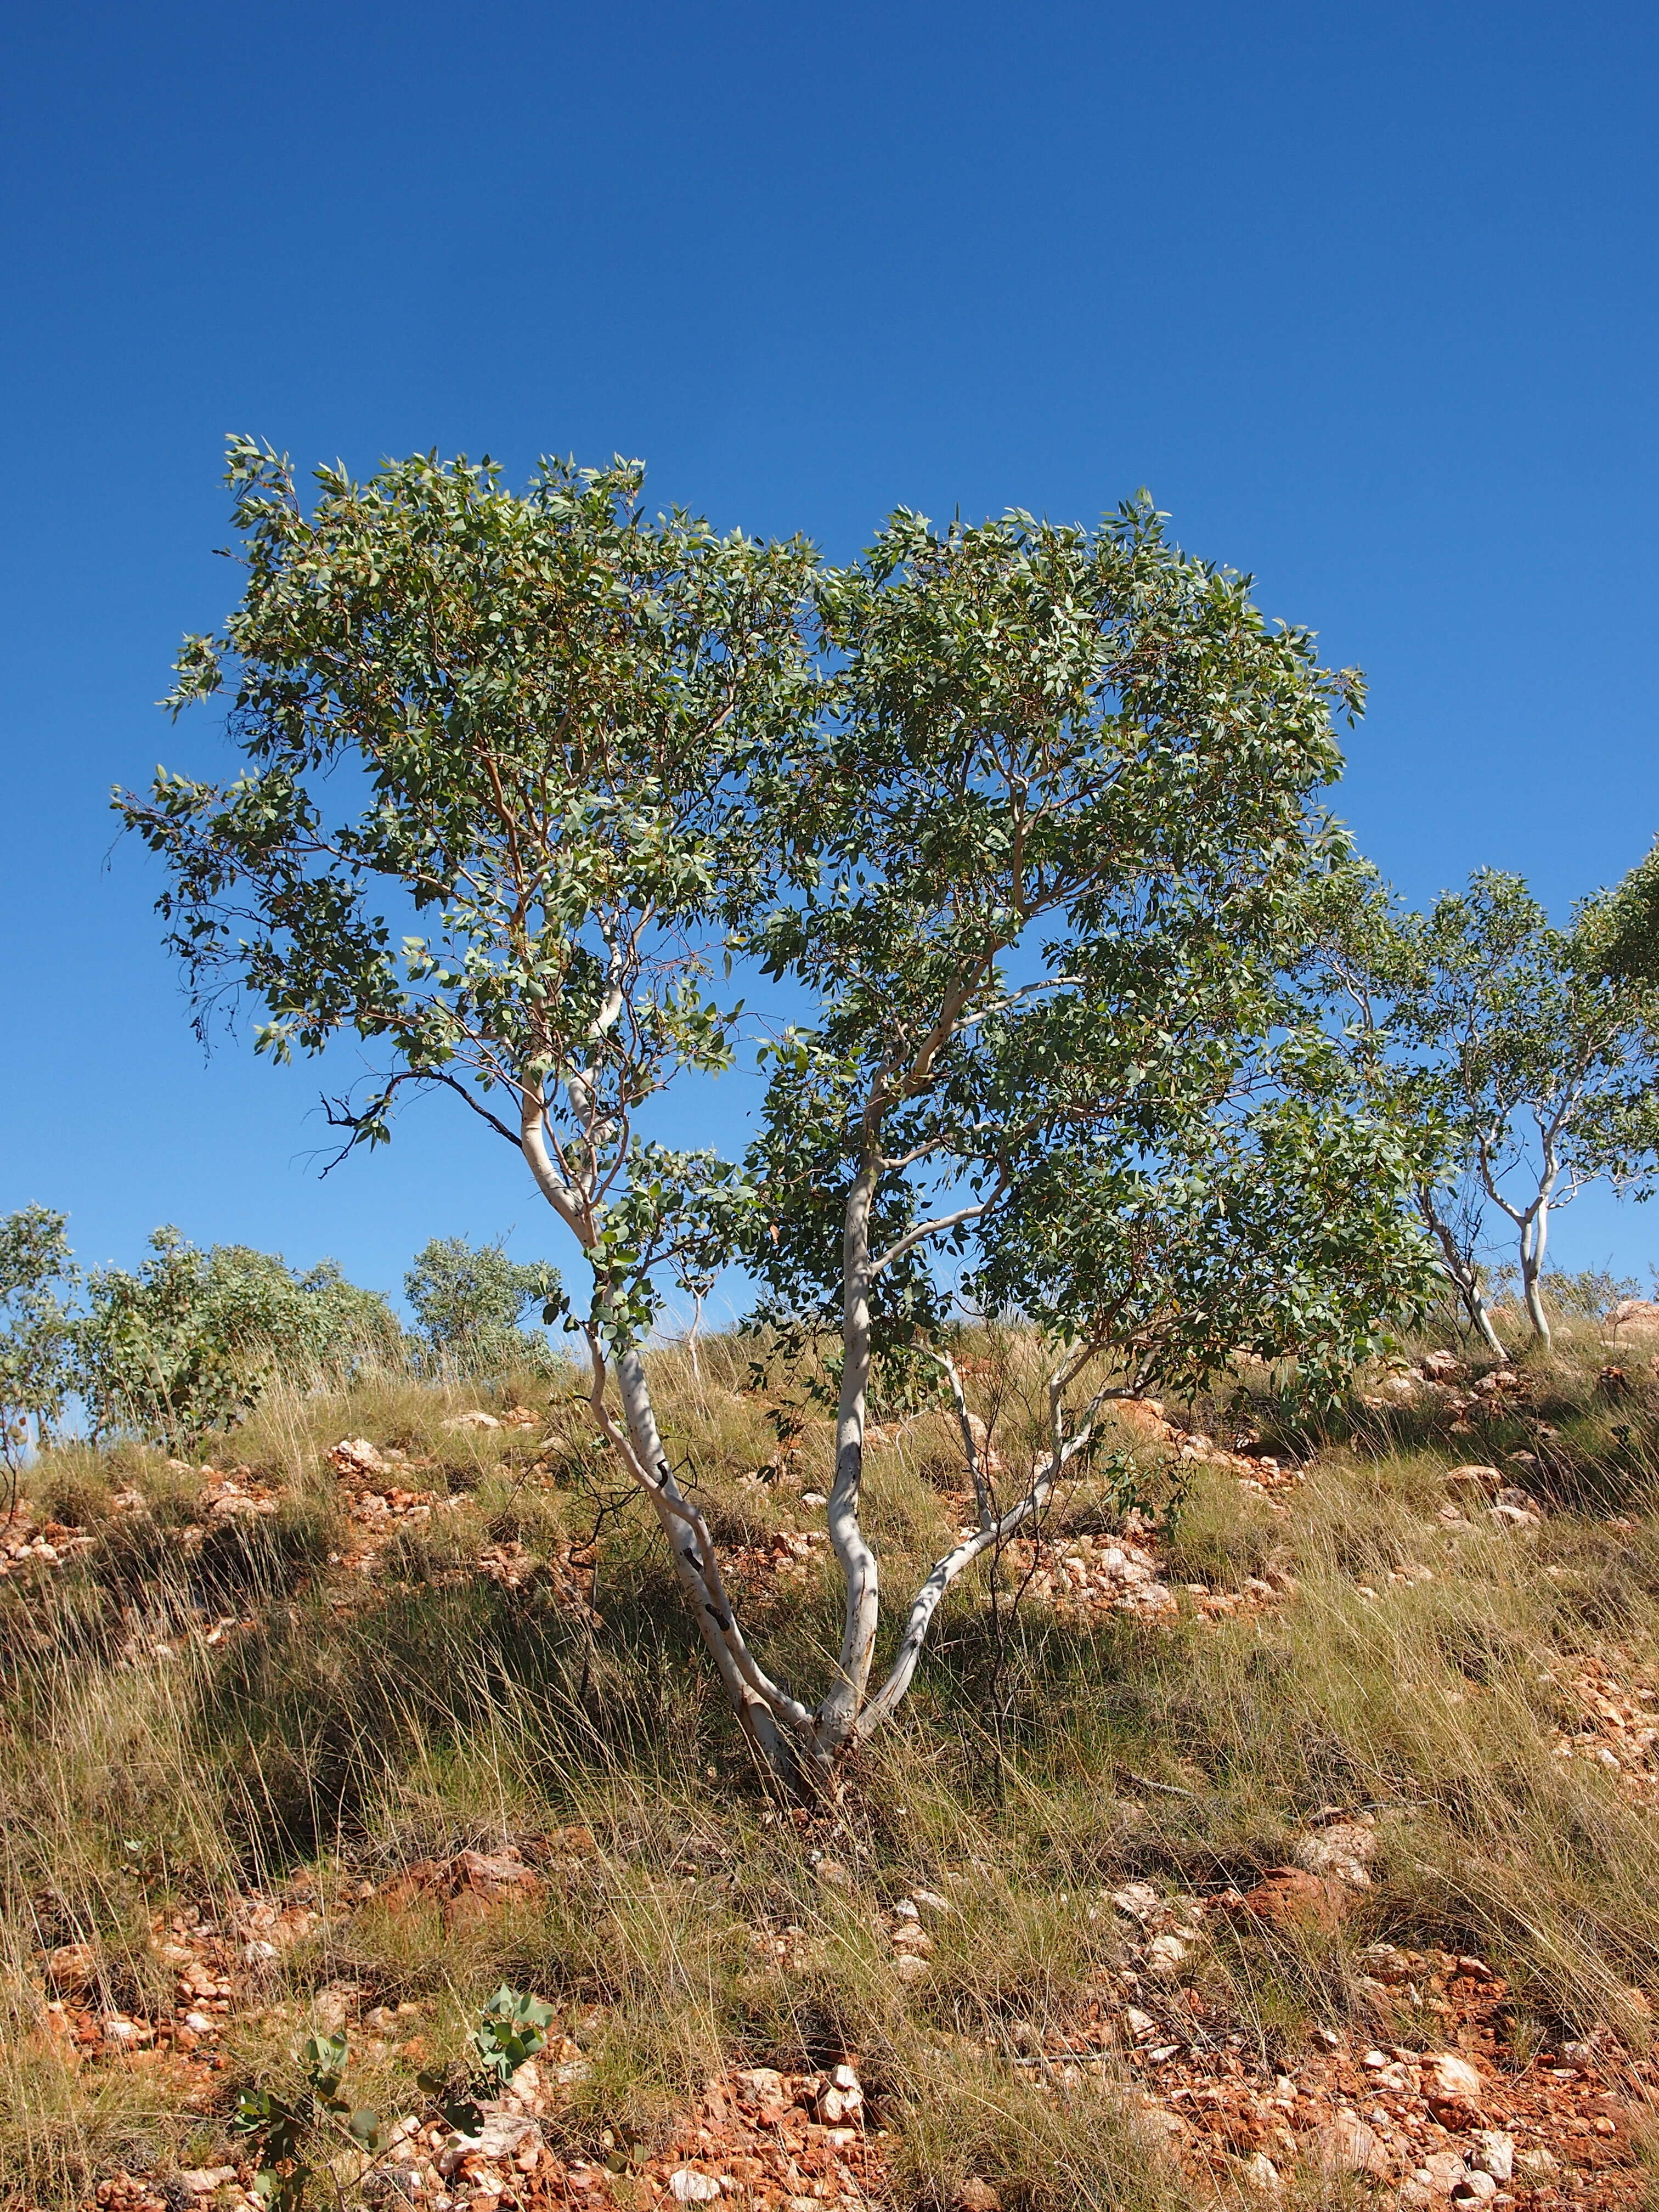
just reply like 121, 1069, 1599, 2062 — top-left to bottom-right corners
854, 1352, 1111, 1739
929, 1346, 995, 1529
869, 1196, 994, 1280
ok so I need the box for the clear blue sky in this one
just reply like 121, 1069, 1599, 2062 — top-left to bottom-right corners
3, 0, 1656, 1307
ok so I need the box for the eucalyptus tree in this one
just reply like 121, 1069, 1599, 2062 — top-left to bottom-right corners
119, 439, 820, 1761
1592, 835, 1659, 987
738, 501, 1438, 1773
0, 1206, 79, 1486
1379, 872, 1659, 1348
404, 1235, 562, 1376
77, 1230, 400, 1447
1297, 864, 1510, 1356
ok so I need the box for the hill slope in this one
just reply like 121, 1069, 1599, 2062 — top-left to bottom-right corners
3, 1329, 1658, 2212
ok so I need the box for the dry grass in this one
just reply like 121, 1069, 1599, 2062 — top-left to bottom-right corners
2, 1323, 1657, 2207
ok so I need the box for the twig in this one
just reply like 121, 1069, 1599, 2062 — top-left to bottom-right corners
1006, 2046, 1116, 2067
1120, 1768, 1201, 1802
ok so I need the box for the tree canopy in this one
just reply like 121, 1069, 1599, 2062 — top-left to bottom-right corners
122, 441, 1591, 1785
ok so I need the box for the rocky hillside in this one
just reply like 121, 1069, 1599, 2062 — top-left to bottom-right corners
3, 1327, 1658, 2212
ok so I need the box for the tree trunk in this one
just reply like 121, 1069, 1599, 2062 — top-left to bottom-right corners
610, 1341, 808, 1778
815, 1158, 882, 1763
1418, 1192, 1505, 1357
1520, 1205, 1553, 1348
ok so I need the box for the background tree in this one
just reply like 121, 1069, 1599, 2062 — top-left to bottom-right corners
403, 1235, 562, 1376
119, 440, 820, 1765
0, 1206, 80, 1498
1297, 864, 1510, 1357
738, 501, 1437, 1773
1363, 871, 1659, 1350
77, 1230, 399, 1448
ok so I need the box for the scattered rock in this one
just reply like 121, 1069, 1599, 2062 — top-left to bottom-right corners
953, 2182, 1001, 2212
1144, 1932, 1188, 1977
1114, 1399, 1173, 1444
669, 2168, 722, 2202
1314, 2115, 1387, 2176
1429, 2050, 1484, 2108
444, 1410, 503, 1431
44, 1940, 99, 1993
1420, 2149, 1469, 2193
1470, 2131, 1514, 2182
1232, 1867, 1348, 1931
1290, 1818, 1376, 1889
1444, 1465, 1504, 1497
329, 1437, 386, 1476
1452, 2172, 1498, 2205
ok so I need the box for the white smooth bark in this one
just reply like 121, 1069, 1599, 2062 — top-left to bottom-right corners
1418, 1189, 1506, 1358
815, 1156, 882, 1753
855, 1354, 1105, 1738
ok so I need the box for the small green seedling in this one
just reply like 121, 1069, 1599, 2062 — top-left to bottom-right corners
470, 1985, 555, 2086
232, 2030, 385, 2209
420, 1984, 557, 2136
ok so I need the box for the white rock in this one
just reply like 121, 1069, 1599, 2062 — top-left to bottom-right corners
476, 2115, 539, 2158
444, 1409, 502, 1430
1452, 2173, 1498, 2205
1420, 2149, 1468, 2193
1110, 1882, 1160, 1923
1429, 2051, 1483, 2103
331, 1437, 386, 1471
669, 2170, 722, 2202
1291, 1821, 1376, 1888
1144, 1932, 1187, 1976
735, 2066, 788, 2100
1316, 2116, 1387, 2175
894, 1953, 929, 1983
1240, 2152, 1281, 2193
1470, 2132, 1514, 2182
1444, 1464, 1503, 1495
